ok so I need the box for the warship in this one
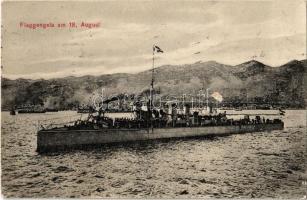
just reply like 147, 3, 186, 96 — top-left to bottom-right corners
11, 104, 46, 115
37, 46, 284, 153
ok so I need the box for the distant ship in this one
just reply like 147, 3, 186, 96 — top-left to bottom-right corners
11, 104, 46, 114
37, 45, 284, 153
77, 108, 91, 113
77, 105, 93, 113
45, 108, 59, 112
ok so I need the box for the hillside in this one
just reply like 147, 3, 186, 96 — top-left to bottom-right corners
1, 59, 306, 109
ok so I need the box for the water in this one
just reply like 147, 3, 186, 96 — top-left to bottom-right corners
1, 110, 306, 198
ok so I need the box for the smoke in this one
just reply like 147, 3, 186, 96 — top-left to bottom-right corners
211, 92, 223, 102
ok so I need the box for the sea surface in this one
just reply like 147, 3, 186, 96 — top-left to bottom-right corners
1, 110, 306, 198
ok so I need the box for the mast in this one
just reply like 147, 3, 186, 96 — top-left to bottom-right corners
150, 45, 163, 112
150, 45, 155, 111
206, 88, 209, 111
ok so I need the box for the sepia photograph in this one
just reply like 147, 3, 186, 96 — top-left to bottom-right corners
1, 0, 306, 198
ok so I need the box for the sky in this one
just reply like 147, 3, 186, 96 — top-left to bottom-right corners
1, 0, 306, 79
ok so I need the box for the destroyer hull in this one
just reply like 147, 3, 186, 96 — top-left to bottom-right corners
37, 123, 283, 153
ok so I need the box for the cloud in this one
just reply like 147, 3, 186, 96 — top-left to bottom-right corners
2, 1, 306, 79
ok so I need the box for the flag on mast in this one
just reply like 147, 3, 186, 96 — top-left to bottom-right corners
153, 45, 164, 53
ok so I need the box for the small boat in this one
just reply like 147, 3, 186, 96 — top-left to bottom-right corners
10, 110, 16, 115
279, 108, 286, 116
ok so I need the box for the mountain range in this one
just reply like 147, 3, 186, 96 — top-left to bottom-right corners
1, 59, 306, 109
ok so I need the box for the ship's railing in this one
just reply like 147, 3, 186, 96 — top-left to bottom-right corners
36, 113, 86, 131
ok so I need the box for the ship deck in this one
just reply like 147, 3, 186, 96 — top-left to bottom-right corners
37, 122, 284, 153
